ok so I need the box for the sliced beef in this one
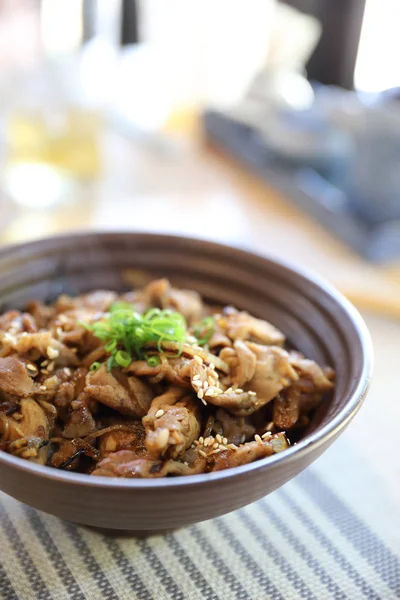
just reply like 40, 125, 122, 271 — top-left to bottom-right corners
85, 366, 153, 417
221, 307, 285, 345
0, 357, 34, 397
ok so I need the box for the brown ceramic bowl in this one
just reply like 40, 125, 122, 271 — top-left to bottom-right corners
0, 232, 372, 533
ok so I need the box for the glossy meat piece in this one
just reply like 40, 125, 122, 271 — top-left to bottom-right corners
209, 433, 289, 471
143, 388, 201, 459
85, 366, 153, 417
213, 408, 255, 445
273, 389, 301, 429
221, 307, 285, 346
220, 340, 257, 388
0, 357, 34, 397
141, 278, 204, 323
98, 422, 147, 458
291, 357, 334, 393
92, 450, 204, 478
62, 399, 96, 438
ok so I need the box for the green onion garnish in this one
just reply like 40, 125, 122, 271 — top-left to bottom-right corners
193, 316, 215, 346
89, 362, 101, 372
146, 355, 161, 367
84, 304, 188, 371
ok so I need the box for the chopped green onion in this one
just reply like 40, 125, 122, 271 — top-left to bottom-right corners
89, 362, 101, 372
194, 316, 215, 346
83, 304, 188, 370
115, 350, 131, 368
147, 355, 161, 367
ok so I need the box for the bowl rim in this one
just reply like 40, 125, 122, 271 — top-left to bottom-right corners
0, 231, 373, 489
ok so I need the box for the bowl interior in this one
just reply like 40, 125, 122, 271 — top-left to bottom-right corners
0, 232, 370, 470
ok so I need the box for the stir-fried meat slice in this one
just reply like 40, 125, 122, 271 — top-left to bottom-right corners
0, 310, 38, 334
207, 433, 289, 471
98, 422, 147, 458
62, 398, 96, 438
3, 331, 79, 366
273, 389, 300, 429
0, 357, 34, 397
138, 278, 204, 323
7, 398, 49, 440
220, 340, 257, 388
220, 307, 285, 346
26, 301, 52, 329
85, 366, 153, 417
143, 388, 201, 459
291, 357, 334, 393
50, 438, 99, 469
55, 291, 117, 314
92, 450, 205, 478
244, 343, 298, 405
188, 358, 223, 403
213, 408, 256, 445
125, 355, 192, 388
208, 329, 232, 351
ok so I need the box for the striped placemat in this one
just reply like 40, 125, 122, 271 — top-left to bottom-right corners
0, 465, 398, 600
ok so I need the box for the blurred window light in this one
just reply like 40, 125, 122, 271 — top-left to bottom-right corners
355, 0, 400, 92
41, 0, 83, 56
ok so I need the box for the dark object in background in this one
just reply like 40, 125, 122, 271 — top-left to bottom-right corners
120, 0, 139, 45
202, 110, 400, 263
283, 0, 366, 89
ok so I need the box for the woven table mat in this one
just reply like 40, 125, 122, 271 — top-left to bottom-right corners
0, 314, 399, 600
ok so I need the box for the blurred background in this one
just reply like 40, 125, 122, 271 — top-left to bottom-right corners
1, 0, 400, 316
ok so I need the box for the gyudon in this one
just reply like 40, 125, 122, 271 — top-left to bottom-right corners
0, 279, 334, 477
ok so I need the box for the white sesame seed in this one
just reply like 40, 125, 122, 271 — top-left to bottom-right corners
199, 450, 207, 458
39, 385, 47, 391
203, 381, 209, 390
41, 360, 49, 367
222, 437, 228, 445
262, 431, 272, 439
198, 437, 204, 444
183, 461, 189, 467
201, 398, 207, 406
248, 391, 257, 397
235, 388, 243, 394
193, 374, 201, 381
47, 346, 59, 359
216, 434, 222, 443
155, 409, 164, 418
255, 434, 263, 444
213, 388, 223, 395
56, 327, 63, 337
26, 364, 37, 373
193, 355, 203, 364
192, 380, 202, 389
208, 376, 216, 386
205, 388, 216, 397
228, 443, 237, 450
213, 442, 219, 449
209, 363, 215, 370
225, 387, 233, 394
64, 367, 71, 376
41, 369, 48, 375
47, 361, 55, 372
198, 389, 204, 399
